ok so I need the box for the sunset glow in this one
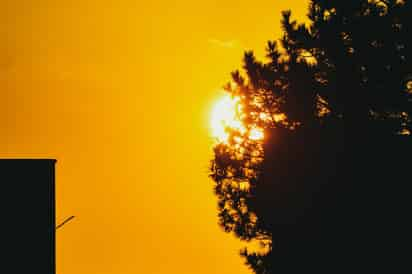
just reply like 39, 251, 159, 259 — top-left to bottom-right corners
210, 94, 264, 142
0, 1, 309, 274
210, 94, 245, 142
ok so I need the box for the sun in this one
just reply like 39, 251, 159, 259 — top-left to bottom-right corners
210, 93, 263, 143
210, 94, 244, 142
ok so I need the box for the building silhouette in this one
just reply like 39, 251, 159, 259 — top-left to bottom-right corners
0, 159, 56, 274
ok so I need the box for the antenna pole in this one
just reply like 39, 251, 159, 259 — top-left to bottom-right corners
56, 216, 75, 230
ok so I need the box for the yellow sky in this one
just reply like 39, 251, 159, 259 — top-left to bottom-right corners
0, 1, 307, 273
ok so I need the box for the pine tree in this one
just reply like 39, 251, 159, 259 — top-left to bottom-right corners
210, 1, 412, 273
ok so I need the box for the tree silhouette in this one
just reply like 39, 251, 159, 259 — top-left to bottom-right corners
210, 1, 412, 273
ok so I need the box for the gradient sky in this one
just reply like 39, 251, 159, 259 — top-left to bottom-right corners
0, 1, 307, 273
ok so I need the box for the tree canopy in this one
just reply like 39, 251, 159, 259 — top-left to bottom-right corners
209, 1, 412, 273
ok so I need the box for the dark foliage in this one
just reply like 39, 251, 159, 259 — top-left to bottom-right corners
209, 1, 412, 273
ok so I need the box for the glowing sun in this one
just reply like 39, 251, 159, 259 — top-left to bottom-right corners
210, 94, 244, 142
210, 94, 263, 143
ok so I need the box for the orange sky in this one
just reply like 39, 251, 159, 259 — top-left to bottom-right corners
0, 1, 308, 273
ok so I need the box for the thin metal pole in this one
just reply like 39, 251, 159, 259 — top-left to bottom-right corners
56, 216, 75, 230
